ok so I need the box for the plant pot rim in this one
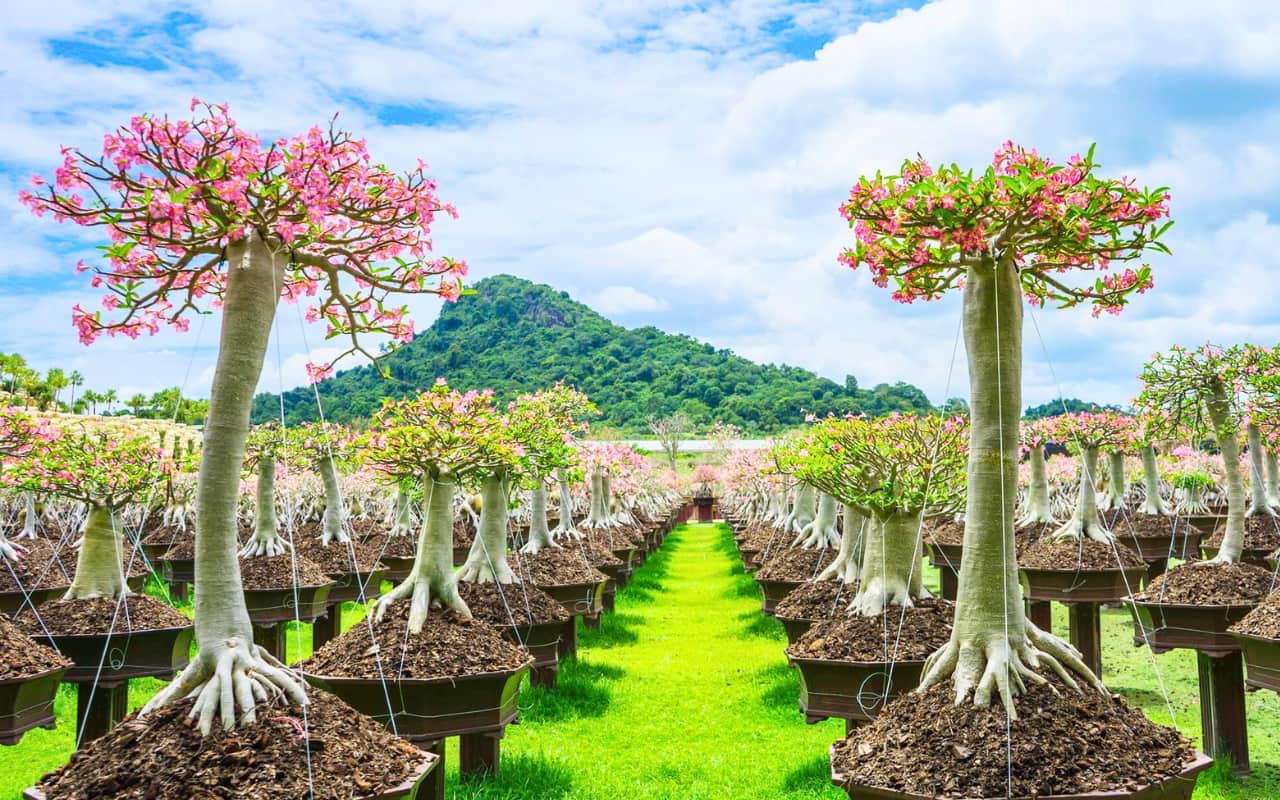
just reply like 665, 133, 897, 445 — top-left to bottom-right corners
309, 656, 534, 687
1126, 597, 1260, 612
829, 748, 1212, 800
1232, 631, 1280, 645
37, 622, 193, 640
789, 652, 928, 668
1021, 565, 1147, 576
531, 579, 606, 590
0, 663, 70, 686
243, 581, 336, 593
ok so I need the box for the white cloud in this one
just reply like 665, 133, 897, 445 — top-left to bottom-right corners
584, 286, 669, 315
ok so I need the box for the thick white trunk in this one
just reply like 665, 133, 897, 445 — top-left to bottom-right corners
389, 485, 415, 537
1206, 399, 1248, 562
1245, 424, 1277, 517
65, 504, 129, 599
1050, 446, 1111, 542
374, 475, 470, 632
816, 504, 865, 583
458, 473, 516, 582
1097, 451, 1127, 511
847, 512, 926, 616
318, 455, 349, 545
520, 483, 560, 554
240, 454, 290, 557
1017, 445, 1054, 525
1137, 444, 1170, 515
794, 491, 841, 549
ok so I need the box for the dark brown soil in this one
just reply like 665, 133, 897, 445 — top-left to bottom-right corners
458, 580, 570, 627
0, 539, 72, 593
359, 532, 416, 560
925, 518, 1043, 551
0, 613, 70, 678
736, 524, 790, 552
775, 580, 856, 621
158, 537, 196, 561
238, 553, 332, 590
306, 604, 529, 680
787, 599, 953, 662
453, 518, 475, 547
754, 546, 837, 582
832, 672, 1194, 798
1206, 516, 1280, 551
1231, 588, 1280, 638
35, 690, 429, 800
294, 536, 386, 575
512, 549, 609, 587
581, 526, 644, 549
17, 596, 190, 636
1019, 538, 1146, 571
1134, 562, 1275, 606
1111, 513, 1196, 538
569, 539, 624, 569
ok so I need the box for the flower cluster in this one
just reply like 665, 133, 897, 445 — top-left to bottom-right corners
3, 429, 175, 506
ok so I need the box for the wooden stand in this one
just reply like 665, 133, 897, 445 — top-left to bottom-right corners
1197, 651, 1250, 776
418, 739, 448, 799
312, 605, 343, 649
938, 567, 958, 602
559, 618, 578, 659
74, 681, 128, 745
459, 729, 505, 775
1067, 603, 1102, 678
1026, 600, 1052, 634
253, 622, 288, 663
529, 663, 558, 689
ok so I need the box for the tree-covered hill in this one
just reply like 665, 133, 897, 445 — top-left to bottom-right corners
252, 274, 935, 433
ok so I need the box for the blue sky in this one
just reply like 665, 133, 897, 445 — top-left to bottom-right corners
2, 0, 1278, 411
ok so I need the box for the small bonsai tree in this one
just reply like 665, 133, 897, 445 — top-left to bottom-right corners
839, 141, 1169, 712
1043, 410, 1138, 542
23, 101, 464, 733
0, 408, 54, 560
1133, 421, 1173, 516
1016, 418, 1055, 527
285, 422, 356, 546
239, 423, 288, 557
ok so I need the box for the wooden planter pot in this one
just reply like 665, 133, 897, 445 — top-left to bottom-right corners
1235, 633, 1280, 693
789, 655, 926, 727
0, 666, 68, 745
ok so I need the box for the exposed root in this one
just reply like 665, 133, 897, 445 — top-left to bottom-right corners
388, 520, 415, 538
318, 528, 351, 547
141, 637, 307, 735
816, 551, 859, 583
456, 557, 517, 584
918, 625, 1104, 719
519, 537, 561, 555
374, 573, 470, 634
1049, 517, 1114, 544
239, 532, 292, 558
793, 520, 840, 549
553, 522, 584, 541
1015, 509, 1055, 528
0, 538, 24, 561
1245, 504, 1279, 520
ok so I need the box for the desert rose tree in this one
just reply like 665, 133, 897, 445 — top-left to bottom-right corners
285, 422, 357, 546
0, 408, 55, 561
239, 423, 289, 557
1017, 418, 1056, 527
22, 101, 465, 733
1044, 410, 1139, 542
839, 141, 1170, 713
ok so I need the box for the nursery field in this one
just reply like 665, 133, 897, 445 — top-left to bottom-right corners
1, 522, 1275, 800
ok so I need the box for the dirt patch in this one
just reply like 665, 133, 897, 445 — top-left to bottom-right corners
754, 546, 837, 583
569, 539, 624, 569
458, 580, 570, 627
17, 595, 190, 636
832, 672, 1194, 799
775, 580, 856, 621
1110, 513, 1197, 539
736, 524, 791, 553
34, 690, 429, 800
0, 539, 73, 593
1231, 588, 1280, 638
0, 614, 70, 679
294, 537, 386, 575
580, 526, 644, 549
1134, 561, 1274, 606
511, 549, 608, 587
238, 553, 332, 590
787, 599, 953, 662
925, 518, 1043, 552
307, 604, 529, 680
359, 532, 416, 560
1205, 516, 1280, 552
1019, 538, 1146, 571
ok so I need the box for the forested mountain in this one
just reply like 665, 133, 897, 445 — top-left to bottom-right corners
1023, 398, 1122, 419
252, 274, 935, 433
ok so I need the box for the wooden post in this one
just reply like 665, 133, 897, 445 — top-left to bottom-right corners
1026, 600, 1052, 634
1196, 651, 1250, 776
459, 729, 504, 776
420, 739, 446, 800
1068, 602, 1102, 678
558, 618, 578, 659
939, 567, 958, 602
529, 664, 558, 689
312, 605, 343, 649
75, 681, 129, 745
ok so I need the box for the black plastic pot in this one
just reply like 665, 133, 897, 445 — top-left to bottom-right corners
1128, 599, 1256, 656
243, 582, 334, 625
790, 656, 925, 725
36, 624, 194, 682
0, 665, 68, 745
1022, 565, 1147, 604
306, 659, 532, 741
1235, 633, 1280, 693
830, 749, 1212, 800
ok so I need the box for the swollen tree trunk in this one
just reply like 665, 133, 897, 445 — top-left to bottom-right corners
584, 472, 608, 528
520, 483, 559, 554
553, 470, 579, 538
240, 454, 289, 557
1137, 444, 1170, 515
375, 474, 470, 631
142, 233, 306, 734
65, 504, 128, 599
318, 455, 349, 545
17, 492, 39, 540
788, 483, 816, 534
847, 512, 927, 616
1265, 448, 1280, 509
1017, 444, 1054, 525
1097, 451, 1127, 511
794, 491, 841, 549
1051, 446, 1111, 542
918, 255, 1099, 715
1206, 398, 1248, 563
817, 504, 865, 583
1245, 424, 1276, 517
389, 484, 414, 537
458, 472, 516, 583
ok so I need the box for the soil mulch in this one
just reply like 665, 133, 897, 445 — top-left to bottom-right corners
17, 595, 190, 636
787, 599, 953, 662
1108, 513, 1194, 538
512, 549, 609, 587
307, 604, 529, 680
1205, 516, 1280, 552
581, 526, 645, 549
1231, 588, 1280, 638
34, 690, 429, 800
570, 539, 624, 569
453, 519, 476, 547
775, 579, 856, 621
1019, 538, 1146, 571
359, 532, 417, 560
1134, 562, 1275, 606
737, 525, 790, 552
238, 554, 332, 590
832, 672, 1194, 799
294, 536, 386, 575
754, 546, 837, 583
0, 539, 72, 593
0, 613, 70, 679
925, 518, 1043, 552
458, 580, 570, 627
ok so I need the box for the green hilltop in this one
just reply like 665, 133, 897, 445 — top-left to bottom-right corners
251, 274, 935, 433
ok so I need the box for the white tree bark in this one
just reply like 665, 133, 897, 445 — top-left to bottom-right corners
1137, 444, 1170, 515
1050, 446, 1112, 542
240, 453, 290, 557
65, 504, 129, 599
458, 473, 517, 582
318, 455, 349, 545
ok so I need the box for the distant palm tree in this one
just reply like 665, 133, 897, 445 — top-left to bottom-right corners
68, 371, 84, 411
82, 389, 101, 415
127, 393, 147, 416
103, 388, 119, 414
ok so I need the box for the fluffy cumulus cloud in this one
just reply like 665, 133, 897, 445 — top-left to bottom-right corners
2, 0, 1278, 411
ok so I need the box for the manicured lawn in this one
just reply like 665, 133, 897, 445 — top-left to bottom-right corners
2, 523, 1275, 799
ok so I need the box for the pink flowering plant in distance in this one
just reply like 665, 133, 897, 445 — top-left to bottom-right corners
1041, 411, 1139, 542
0, 408, 59, 560
839, 142, 1171, 713
283, 422, 357, 547
21, 100, 466, 734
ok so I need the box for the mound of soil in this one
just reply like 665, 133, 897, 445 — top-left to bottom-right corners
754, 546, 837, 583
34, 691, 429, 800
570, 539, 624, 569
832, 672, 1194, 799
1135, 562, 1274, 606
0, 614, 70, 679
0, 539, 73, 593
512, 549, 608, 587
359, 532, 416, 560
458, 580, 570, 627
1206, 516, 1280, 551
1019, 538, 1146, 571
925, 518, 1043, 551
1112, 513, 1196, 538
1231, 589, 1280, 638
238, 553, 332, 589
787, 599, 953, 662
307, 604, 529, 680
295, 537, 386, 575
17, 596, 190, 636
737, 525, 789, 551
581, 526, 644, 549
775, 580, 855, 621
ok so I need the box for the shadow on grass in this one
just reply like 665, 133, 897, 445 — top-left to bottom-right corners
755, 661, 800, 709
1193, 757, 1279, 800
579, 611, 643, 649
737, 608, 785, 641
781, 752, 836, 795
723, 574, 761, 601
451, 752, 576, 800
519, 659, 625, 723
